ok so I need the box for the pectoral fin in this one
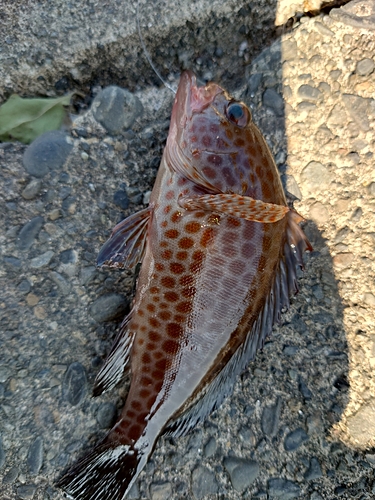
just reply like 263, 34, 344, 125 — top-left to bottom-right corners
179, 193, 289, 223
97, 207, 150, 270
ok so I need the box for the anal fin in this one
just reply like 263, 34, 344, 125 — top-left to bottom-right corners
93, 312, 134, 397
179, 193, 289, 223
97, 207, 150, 270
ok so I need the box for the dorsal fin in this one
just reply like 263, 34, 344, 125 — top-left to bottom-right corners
164, 210, 312, 436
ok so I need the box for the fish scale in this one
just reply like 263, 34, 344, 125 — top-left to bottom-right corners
57, 71, 312, 500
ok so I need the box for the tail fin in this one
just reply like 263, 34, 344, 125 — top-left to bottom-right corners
56, 439, 147, 500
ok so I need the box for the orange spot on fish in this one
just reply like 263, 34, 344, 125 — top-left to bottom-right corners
171, 211, 182, 223
139, 389, 151, 399
162, 340, 179, 355
164, 205, 172, 214
146, 342, 156, 351
155, 263, 164, 271
161, 221, 168, 228
179, 274, 194, 287
158, 310, 172, 321
234, 138, 245, 147
161, 276, 175, 288
149, 317, 161, 328
165, 291, 179, 302
185, 221, 201, 233
200, 228, 215, 248
170, 262, 185, 274
161, 249, 173, 259
131, 400, 142, 411
181, 286, 196, 298
166, 190, 174, 200
176, 251, 188, 261
167, 322, 183, 338
225, 129, 233, 140
142, 353, 151, 364
165, 229, 179, 239
147, 304, 156, 312
150, 287, 159, 294
178, 237, 194, 249
149, 331, 161, 342
227, 216, 241, 227
176, 301, 192, 314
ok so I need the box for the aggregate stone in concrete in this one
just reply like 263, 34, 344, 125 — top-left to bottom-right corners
96, 402, 117, 429
0, 435, 5, 469
21, 179, 42, 200
23, 130, 73, 178
27, 436, 44, 476
89, 293, 129, 322
304, 457, 323, 480
17, 216, 44, 251
284, 428, 309, 451
191, 465, 219, 499
149, 481, 172, 500
268, 478, 301, 499
223, 456, 259, 491
62, 362, 88, 406
92, 86, 143, 135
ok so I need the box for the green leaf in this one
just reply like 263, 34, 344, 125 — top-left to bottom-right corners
0, 93, 72, 144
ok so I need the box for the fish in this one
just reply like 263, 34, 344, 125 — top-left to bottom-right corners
56, 70, 312, 499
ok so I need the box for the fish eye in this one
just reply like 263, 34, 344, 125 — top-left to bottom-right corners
225, 102, 250, 127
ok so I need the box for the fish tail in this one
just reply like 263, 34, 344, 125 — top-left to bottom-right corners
56, 438, 147, 500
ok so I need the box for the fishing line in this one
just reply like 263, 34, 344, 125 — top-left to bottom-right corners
136, 0, 177, 94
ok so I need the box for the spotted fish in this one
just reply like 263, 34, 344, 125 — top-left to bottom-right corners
57, 71, 312, 499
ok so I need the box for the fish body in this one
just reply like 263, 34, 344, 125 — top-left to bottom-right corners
57, 71, 311, 499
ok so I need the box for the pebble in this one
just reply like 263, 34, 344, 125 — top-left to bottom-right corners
49, 271, 71, 295
16, 484, 37, 500
59, 248, 77, 264
300, 161, 332, 195
356, 58, 374, 76
23, 131, 73, 178
223, 456, 259, 491
27, 436, 43, 476
297, 84, 321, 103
17, 216, 44, 251
268, 478, 301, 499
363, 293, 375, 307
89, 293, 129, 322
150, 482, 172, 500
304, 457, 323, 480
309, 202, 329, 224
248, 73, 262, 94
26, 293, 39, 306
261, 397, 281, 437
96, 402, 117, 429
113, 189, 129, 209
203, 436, 217, 458
284, 428, 308, 451
0, 367, 11, 383
0, 435, 5, 469
92, 86, 143, 134
342, 94, 373, 132
30, 250, 54, 269
2, 465, 19, 484
191, 465, 218, 499
262, 88, 284, 116
332, 253, 354, 269
4, 256, 22, 268
22, 179, 42, 200
62, 362, 87, 406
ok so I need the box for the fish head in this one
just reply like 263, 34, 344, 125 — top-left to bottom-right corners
167, 71, 283, 203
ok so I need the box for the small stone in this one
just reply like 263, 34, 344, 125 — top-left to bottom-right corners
300, 161, 332, 195
363, 293, 375, 306
307, 413, 323, 435
309, 202, 329, 224
143, 190, 152, 205
356, 58, 374, 76
191, 465, 218, 499
261, 397, 281, 437
203, 436, 217, 458
92, 86, 143, 134
268, 478, 301, 499
34, 306, 47, 320
347, 402, 375, 446
17, 216, 44, 251
284, 428, 308, 451
304, 457, 322, 480
282, 39, 297, 61
22, 179, 42, 200
342, 94, 375, 132
17, 280, 31, 294
17, 484, 37, 500
2, 465, 19, 484
299, 379, 313, 400
59, 249, 77, 264
26, 293, 40, 306
89, 293, 128, 322
367, 182, 375, 196
223, 457, 259, 491
248, 73, 262, 94
27, 436, 43, 476
333, 253, 354, 269
23, 130, 73, 178
96, 402, 117, 429
352, 207, 362, 221
30, 250, 54, 269
310, 492, 324, 500
297, 84, 322, 103
49, 208, 61, 221
0, 435, 5, 469
113, 189, 129, 209
150, 482, 172, 500
49, 271, 71, 295
0, 367, 11, 383
62, 362, 87, 406
80, 266, 97, 285
4, 256, 22, 268
263, 88, 284, 116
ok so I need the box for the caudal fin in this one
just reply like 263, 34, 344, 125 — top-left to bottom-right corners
56, 439, 146, 500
